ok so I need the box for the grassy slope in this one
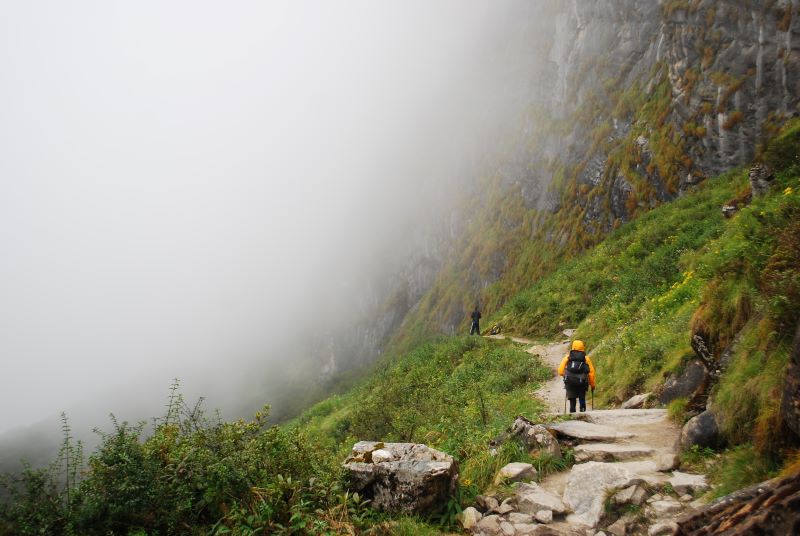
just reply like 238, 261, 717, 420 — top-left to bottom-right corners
299, 120, 800, 515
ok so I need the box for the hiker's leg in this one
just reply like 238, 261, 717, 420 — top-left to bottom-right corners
569, 398, 577, 413
579, 393, 587, 412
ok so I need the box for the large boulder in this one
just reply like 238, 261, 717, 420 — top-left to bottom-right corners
659, 360, 708, 404
781, 321, 800, 441
679, 410, 720, 449
511, 416, 562, 458
668, 472, 709, 495
343, 441, 458, 513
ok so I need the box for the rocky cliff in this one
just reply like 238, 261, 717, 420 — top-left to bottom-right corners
314, 0, 800, 381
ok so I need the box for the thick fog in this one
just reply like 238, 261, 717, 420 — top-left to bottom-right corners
0, 0, 553, 449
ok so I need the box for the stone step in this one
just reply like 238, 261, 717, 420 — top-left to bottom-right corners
574, 443, 656, 462
546, 420, 635, 442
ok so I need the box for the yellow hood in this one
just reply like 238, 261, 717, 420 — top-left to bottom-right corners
571, 340, 585, 352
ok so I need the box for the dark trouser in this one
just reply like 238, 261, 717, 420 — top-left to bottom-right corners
470, 321, 480, 335
568, 396, 587, 413
566, 385, 587, 413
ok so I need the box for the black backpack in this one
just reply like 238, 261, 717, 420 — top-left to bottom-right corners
564, 350, 589, 388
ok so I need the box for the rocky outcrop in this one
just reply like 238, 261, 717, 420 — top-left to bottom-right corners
564, 461, 645, 527
749, 163, 777, 197
782, 321, 800, 441
659, 360, 709, 405
676, 471, 800, 536
343, 441, 458, 513
679, 410, 721, 450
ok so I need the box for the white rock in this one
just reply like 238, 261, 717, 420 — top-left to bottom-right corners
648, 521, 679, 536
655, 453, 679, 471
514, 482, 567, 515
457, 506, 482, 529
574, 443, 655, 463
507, 512, 534, 524
668, 471, 709, 495
563, 462, 643, 527
622, 393, 652, 409
495, 502, 514, 515
647, 494, 663, 503
607, 518, 627, 536
679, 494, 692, 502
514, 524, 544, 535
613, 484, 647, 506
547, 421, 634, 441
495, 462, 538, 486
476, 514, 502, 534
500, 521, 516, 536
478, 495, 500, 512
535, 509, 553, 524
370, 449, 393, 463
648, 498, 682, 516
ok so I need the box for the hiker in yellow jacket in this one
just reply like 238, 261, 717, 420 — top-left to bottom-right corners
558, 340, 596, 413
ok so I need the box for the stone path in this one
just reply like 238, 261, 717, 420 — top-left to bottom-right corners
467, 333, 707, 536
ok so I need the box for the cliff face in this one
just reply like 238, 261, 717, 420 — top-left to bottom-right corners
314, 0, 800, 381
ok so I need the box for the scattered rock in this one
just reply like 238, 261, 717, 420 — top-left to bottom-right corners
343, 441, 458, 513
477, 495, 500, 512
659, 360, 708, 405
680, 410, 720, 449
514, 524, 554, 535
547, 420, 633, 442
500, 520, 516, 536
607, 518, 627, 536
668, 472, 708, 495
622, 393, 653, 409
458, 507, 482, 529
574, 443, 655, 463
613, 484, 648, 506
563, 462, 643, 527
535, 509, 553, 524
475, 514, 502, 534
515, 482, 567, 515
494, 462, 538, 486
512, 417, 563, 459
648, 498, 682, 516
679, 494, 692, 502
648, 521, 678, 536
507, 512, 534, 524
563, 328, 577, 338
495, 502, 515, 515
721, 204, 738, 218
749, 163, 776, 197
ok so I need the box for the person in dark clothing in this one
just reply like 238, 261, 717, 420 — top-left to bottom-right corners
469, 306, 481, 335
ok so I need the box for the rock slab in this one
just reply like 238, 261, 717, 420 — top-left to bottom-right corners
343, 441, 458, 513
514, 482, 567, 515
547, 420, 633, 441
668, 471, 709, 495
563, 461, 643, 527
574, 443, 655, 462
494, 462, 538, 486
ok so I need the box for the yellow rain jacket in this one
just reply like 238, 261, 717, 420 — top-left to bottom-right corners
558, 340, 596, 389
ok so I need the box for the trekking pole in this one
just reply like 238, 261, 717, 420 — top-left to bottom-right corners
564, 392, 567, 415
591, 388, 594, 411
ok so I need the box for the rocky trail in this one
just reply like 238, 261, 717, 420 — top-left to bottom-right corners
467, 333, 710, 536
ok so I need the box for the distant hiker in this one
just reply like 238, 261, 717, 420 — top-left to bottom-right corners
469, 306, 482, 335
558, 340, 596, 413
